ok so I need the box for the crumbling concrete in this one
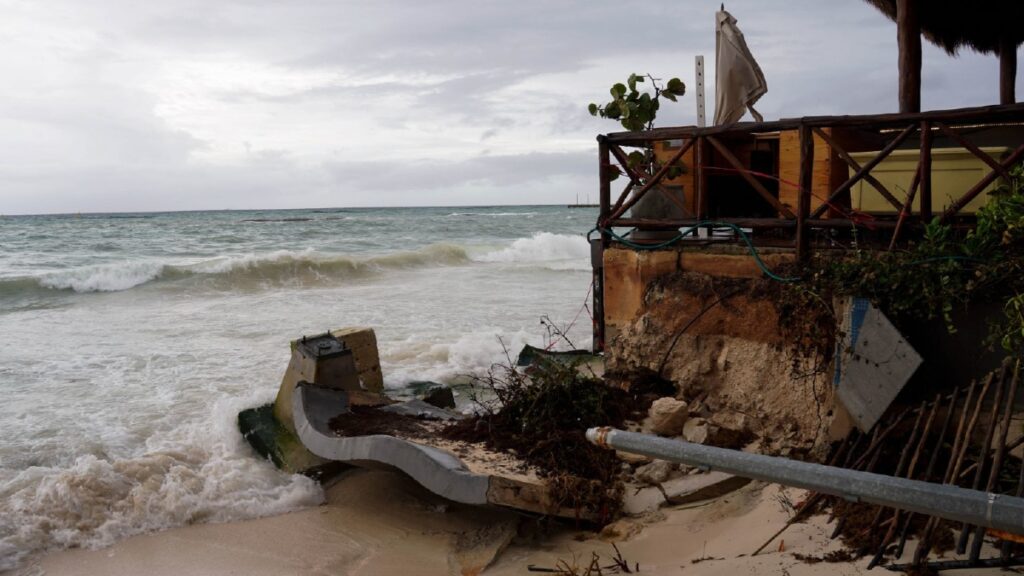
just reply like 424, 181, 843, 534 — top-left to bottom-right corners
646, 397, 688, 436
602, 246, 839, 456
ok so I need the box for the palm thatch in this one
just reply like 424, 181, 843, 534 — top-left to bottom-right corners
864, 0, 1024, 56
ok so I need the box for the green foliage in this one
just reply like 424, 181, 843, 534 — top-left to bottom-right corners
589, 73, 689, 188
789, 165, 1024, 355
588, 73, 685, 132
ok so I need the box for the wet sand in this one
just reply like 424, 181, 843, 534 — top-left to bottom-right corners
16, 468, 1005, 576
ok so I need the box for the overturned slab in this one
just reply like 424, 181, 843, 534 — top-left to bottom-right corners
291, 382, 596, 520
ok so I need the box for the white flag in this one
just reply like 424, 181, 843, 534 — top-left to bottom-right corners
714, 9, 767, 125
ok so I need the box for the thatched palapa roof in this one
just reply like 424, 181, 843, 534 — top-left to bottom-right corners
864, 0, 1024, 56
864, 0, 1022, 109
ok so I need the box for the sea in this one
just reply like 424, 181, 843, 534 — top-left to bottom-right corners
0, 205, 597, 569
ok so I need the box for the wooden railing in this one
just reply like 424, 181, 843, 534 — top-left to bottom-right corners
590, 103, 1024, 352
596, 103, 1024, 260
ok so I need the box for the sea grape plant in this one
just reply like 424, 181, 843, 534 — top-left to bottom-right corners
588, 73, 686, 132
588, 73, 687, 182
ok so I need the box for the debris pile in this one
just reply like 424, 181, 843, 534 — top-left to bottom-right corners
443, 357, 674, 523
757, 359, 1024, 572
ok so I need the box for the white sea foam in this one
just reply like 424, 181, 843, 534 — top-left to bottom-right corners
475, 232, 590, 270
39, 261, 166, 293
382, 329, 539, 387
446, 212, 538, 217
0, 396, 323, 571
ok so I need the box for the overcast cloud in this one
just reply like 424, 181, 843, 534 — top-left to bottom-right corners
1, 0, 1020, 214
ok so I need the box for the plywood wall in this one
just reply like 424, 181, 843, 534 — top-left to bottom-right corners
778, 128, 851, 217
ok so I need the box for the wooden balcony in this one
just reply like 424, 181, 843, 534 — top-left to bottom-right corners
596, 103, 1024, 260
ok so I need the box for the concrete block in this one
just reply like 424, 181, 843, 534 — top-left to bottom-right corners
332, 327, 384, 393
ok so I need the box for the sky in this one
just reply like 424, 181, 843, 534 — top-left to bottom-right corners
1, 0, 1021, 215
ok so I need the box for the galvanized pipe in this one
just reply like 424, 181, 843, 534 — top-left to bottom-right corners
586, 427, 1024, 534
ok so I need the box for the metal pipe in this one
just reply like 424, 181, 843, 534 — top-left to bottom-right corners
586, 427, 1024, 535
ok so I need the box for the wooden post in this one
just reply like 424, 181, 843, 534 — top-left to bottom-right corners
598, 136, 611, 231
594, 136, 610, 353
696, 136, 707, 220
796, 125, 814, 261
897, 0, 921, 113
920, 121, 932, 220
1000, 38, 1017, 105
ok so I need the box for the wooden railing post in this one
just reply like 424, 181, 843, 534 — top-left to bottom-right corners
594, 135, 611, 353
696, 135, 707, 221
598, 136, 611, 231
796, 124, 814, 261
920, 121, 932, 221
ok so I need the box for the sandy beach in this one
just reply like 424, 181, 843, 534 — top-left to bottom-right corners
10, 466, 1004, 576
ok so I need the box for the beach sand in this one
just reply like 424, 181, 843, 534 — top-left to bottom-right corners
16, 468, 1005, 576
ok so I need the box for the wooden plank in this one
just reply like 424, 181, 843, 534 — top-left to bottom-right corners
810, 124, 916, 219
602, 103, 1024, 146
888, 163, 921, 250
706, 135, 796, 218
598, 137, 611, 235
920, 120, 932, 220
933, 121, 1011, 182
812, 126, 903, 212
607, 217, 904, 231
696, 136, 707, 219
941, 143, 1024, 222
607, 143, 645, 185
796, 125, 814, 260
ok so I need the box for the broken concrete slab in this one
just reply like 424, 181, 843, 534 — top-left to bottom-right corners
292, 382, 596, 520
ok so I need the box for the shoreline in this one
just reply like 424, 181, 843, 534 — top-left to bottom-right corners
11, 467, 1005, 576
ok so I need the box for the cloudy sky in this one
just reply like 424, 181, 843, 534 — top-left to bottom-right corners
1, 0, 1020, 214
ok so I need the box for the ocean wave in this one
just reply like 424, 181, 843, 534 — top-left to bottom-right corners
0, 442, 321, 571
475, 232, 590, 270
2, 244, 472, 296
446, 212, 538, 217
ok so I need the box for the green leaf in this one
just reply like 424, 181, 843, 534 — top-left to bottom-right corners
662, 91, 677, 102
627, 73, 637, 92
588, 103, 598, 116
610, 83, 627, 99
627, 151, 645, 168
604, 101, 621, 119
666, 77, 686, 96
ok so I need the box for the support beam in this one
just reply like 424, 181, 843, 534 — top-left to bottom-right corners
796, 125, 813, 261
1001, 38, 1017, 105
897, 0, 921, 113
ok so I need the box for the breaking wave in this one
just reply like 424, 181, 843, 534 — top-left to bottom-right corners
0, 233, 590, 298
447, 211, 537, 217
475, 232, 590, 270
3, 244, 472, 295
